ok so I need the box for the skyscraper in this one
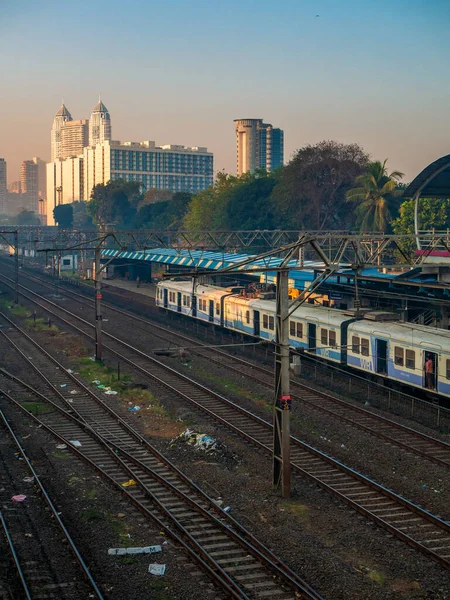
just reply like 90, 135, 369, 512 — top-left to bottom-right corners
20, 160, 39, 213
51, 104, 73, 161
234, 118, 284, 175
89, 99, 111, 147
61, 120, 89, 159
0, 159, 7, 214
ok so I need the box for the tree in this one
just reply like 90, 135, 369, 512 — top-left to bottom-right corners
72, 201, 93, 229
14, 210, 41, 226
346, 160, 404, 232
53, 203, 73, 229
224, 172, 279, 230
391, 197, 450, 258
135, 192, 192, 230
87, 180, 141, 228
271, 141, 369, 230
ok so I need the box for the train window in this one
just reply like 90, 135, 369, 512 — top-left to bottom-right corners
406, 350, 415, 370
263, 314, 268, 328
321, 329, 328, 345
361, 338, 369, 356
215, 303, 220, 315
394, 346, 404, 366
245, 311, 250, 324
352, 336, 360, 354
182, 295, 186, 306
199, 298, 206, 311
329, 330, 336, 348
297, 323, 303, 338
447, 359, 450, 380
186, 296, 191, 308
268, 316, 274, 330
290, 321, 295, 336
169, 291, 175, 303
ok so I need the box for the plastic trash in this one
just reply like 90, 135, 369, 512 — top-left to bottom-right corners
56, 444, 67, 450
92, 380, 101, 384
97, 384, 106, 389
69, 390, 78, 395
23, 477, 34, 483
121, 479, 136, 487
12, 495, 27, 503
60, 384, 67, 388
67, 369, 73, 374
108, 546, 162, 556
128, 405, 141, 411
104, 390, 118, 395
148, 564, 166, 576
223, 506, 231, 513
70, 440, 82, 448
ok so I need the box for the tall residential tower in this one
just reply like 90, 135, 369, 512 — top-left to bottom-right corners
0, 159, 7, 214
89, 99, 111, 147
51, 104, 73, 161
234, 118, 284, 176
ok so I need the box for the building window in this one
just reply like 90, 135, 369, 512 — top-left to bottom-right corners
406, 350, 415, 370
361, 338, 369, 356
352, 336, 360, 354
321, 329, 328, 345
394, 346, 404, 366
329, 330, 336, 348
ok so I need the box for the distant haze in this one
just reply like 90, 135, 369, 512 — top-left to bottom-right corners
1, 0, 450, 183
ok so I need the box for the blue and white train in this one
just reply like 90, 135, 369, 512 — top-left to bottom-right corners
156, 279, 450, 401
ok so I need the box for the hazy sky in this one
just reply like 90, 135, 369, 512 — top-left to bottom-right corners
1, 0, 449, 183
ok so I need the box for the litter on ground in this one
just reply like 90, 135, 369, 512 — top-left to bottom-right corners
108, 545, 162, 556
12, 495, 27, 503
128, 405, 141, 411
56, 444, 67, 450
148, 564, 166, 576
104, 390, 118, 395
70, 440, 82, 448
23, 477, 34, 483
121, 479, 137, 487
171, 428, 218, 454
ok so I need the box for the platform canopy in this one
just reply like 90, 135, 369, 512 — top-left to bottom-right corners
403, 154, 450, 198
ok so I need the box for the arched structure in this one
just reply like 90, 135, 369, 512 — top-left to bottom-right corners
403, 155, 450, 249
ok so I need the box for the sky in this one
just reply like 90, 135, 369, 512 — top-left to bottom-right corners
1, 0, 450, 183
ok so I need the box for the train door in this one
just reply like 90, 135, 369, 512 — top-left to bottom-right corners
163, 288, 168, 308
209, 299, 214, 323
375, 339, 388, 374
177, 292, 182, 313
424, 351, 438, 391
308, 323, 316, 352
191, 295, 197, 318
254, 311, 260, 337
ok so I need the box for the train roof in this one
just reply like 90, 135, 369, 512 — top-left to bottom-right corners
349, 319, 450, 349
249, 298, 352, 326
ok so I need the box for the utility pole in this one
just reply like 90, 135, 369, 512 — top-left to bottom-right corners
14, 230, 19, 304
94, 245, 103, 361
273, 268, 291, 498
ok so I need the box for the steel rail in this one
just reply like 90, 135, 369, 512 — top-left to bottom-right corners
2, 276, 450, 570
4, 265, 450, 469
0, 407, 105, 599
0, 511, 32, 600
0, 328, 322, 599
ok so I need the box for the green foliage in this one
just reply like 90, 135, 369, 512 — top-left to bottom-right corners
72, 201, 93, 229
87, 180, 142, 228
270, 141, 369, 230
346, 160, 404, 232
53, 203, 73, 229
391, 197, 450, 258
12, 210, 41, 226
136, 192, 192, 229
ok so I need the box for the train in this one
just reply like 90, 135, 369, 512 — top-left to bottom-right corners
156, 278, 450, 401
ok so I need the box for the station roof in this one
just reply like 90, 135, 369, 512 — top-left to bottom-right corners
403, 154, 450, 198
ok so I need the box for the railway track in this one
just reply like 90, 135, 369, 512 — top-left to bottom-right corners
4, 265, 450, 471
0, 318, 322, 600
0, 407, 103, 599
1, 279, 450, 571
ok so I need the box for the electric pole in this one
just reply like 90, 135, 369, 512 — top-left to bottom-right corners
94, 245, 103, 361
273, 268, 291, 498
14, 230, 19, 304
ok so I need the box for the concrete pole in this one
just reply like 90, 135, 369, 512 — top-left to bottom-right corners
95, 246, 103, 361
273, 268, 291, 498
14, 231, 19, 305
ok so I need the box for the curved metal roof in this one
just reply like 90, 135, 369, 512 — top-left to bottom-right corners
403, 154, 450, 198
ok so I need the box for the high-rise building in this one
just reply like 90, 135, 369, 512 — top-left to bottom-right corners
234, 118, 284, 175
8, 181, 21, 194
89, 99, 111, 147
20, 159, 39, 213
51, 104, 73, 161
0, 159, 7, 214
83, 140, 213, 201
61, 120, 89, 159
31, 157, 47, 199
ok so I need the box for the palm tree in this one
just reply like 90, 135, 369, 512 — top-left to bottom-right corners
346, 160, 404, 232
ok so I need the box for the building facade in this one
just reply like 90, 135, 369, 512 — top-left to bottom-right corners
20, 160, 39, 213
0, 159, 6, 214
83, 140, 214, 200
89, 100, 111, 147
51, 104, 73, 162
61, 120, 89, 159
234, 118, 284, 175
